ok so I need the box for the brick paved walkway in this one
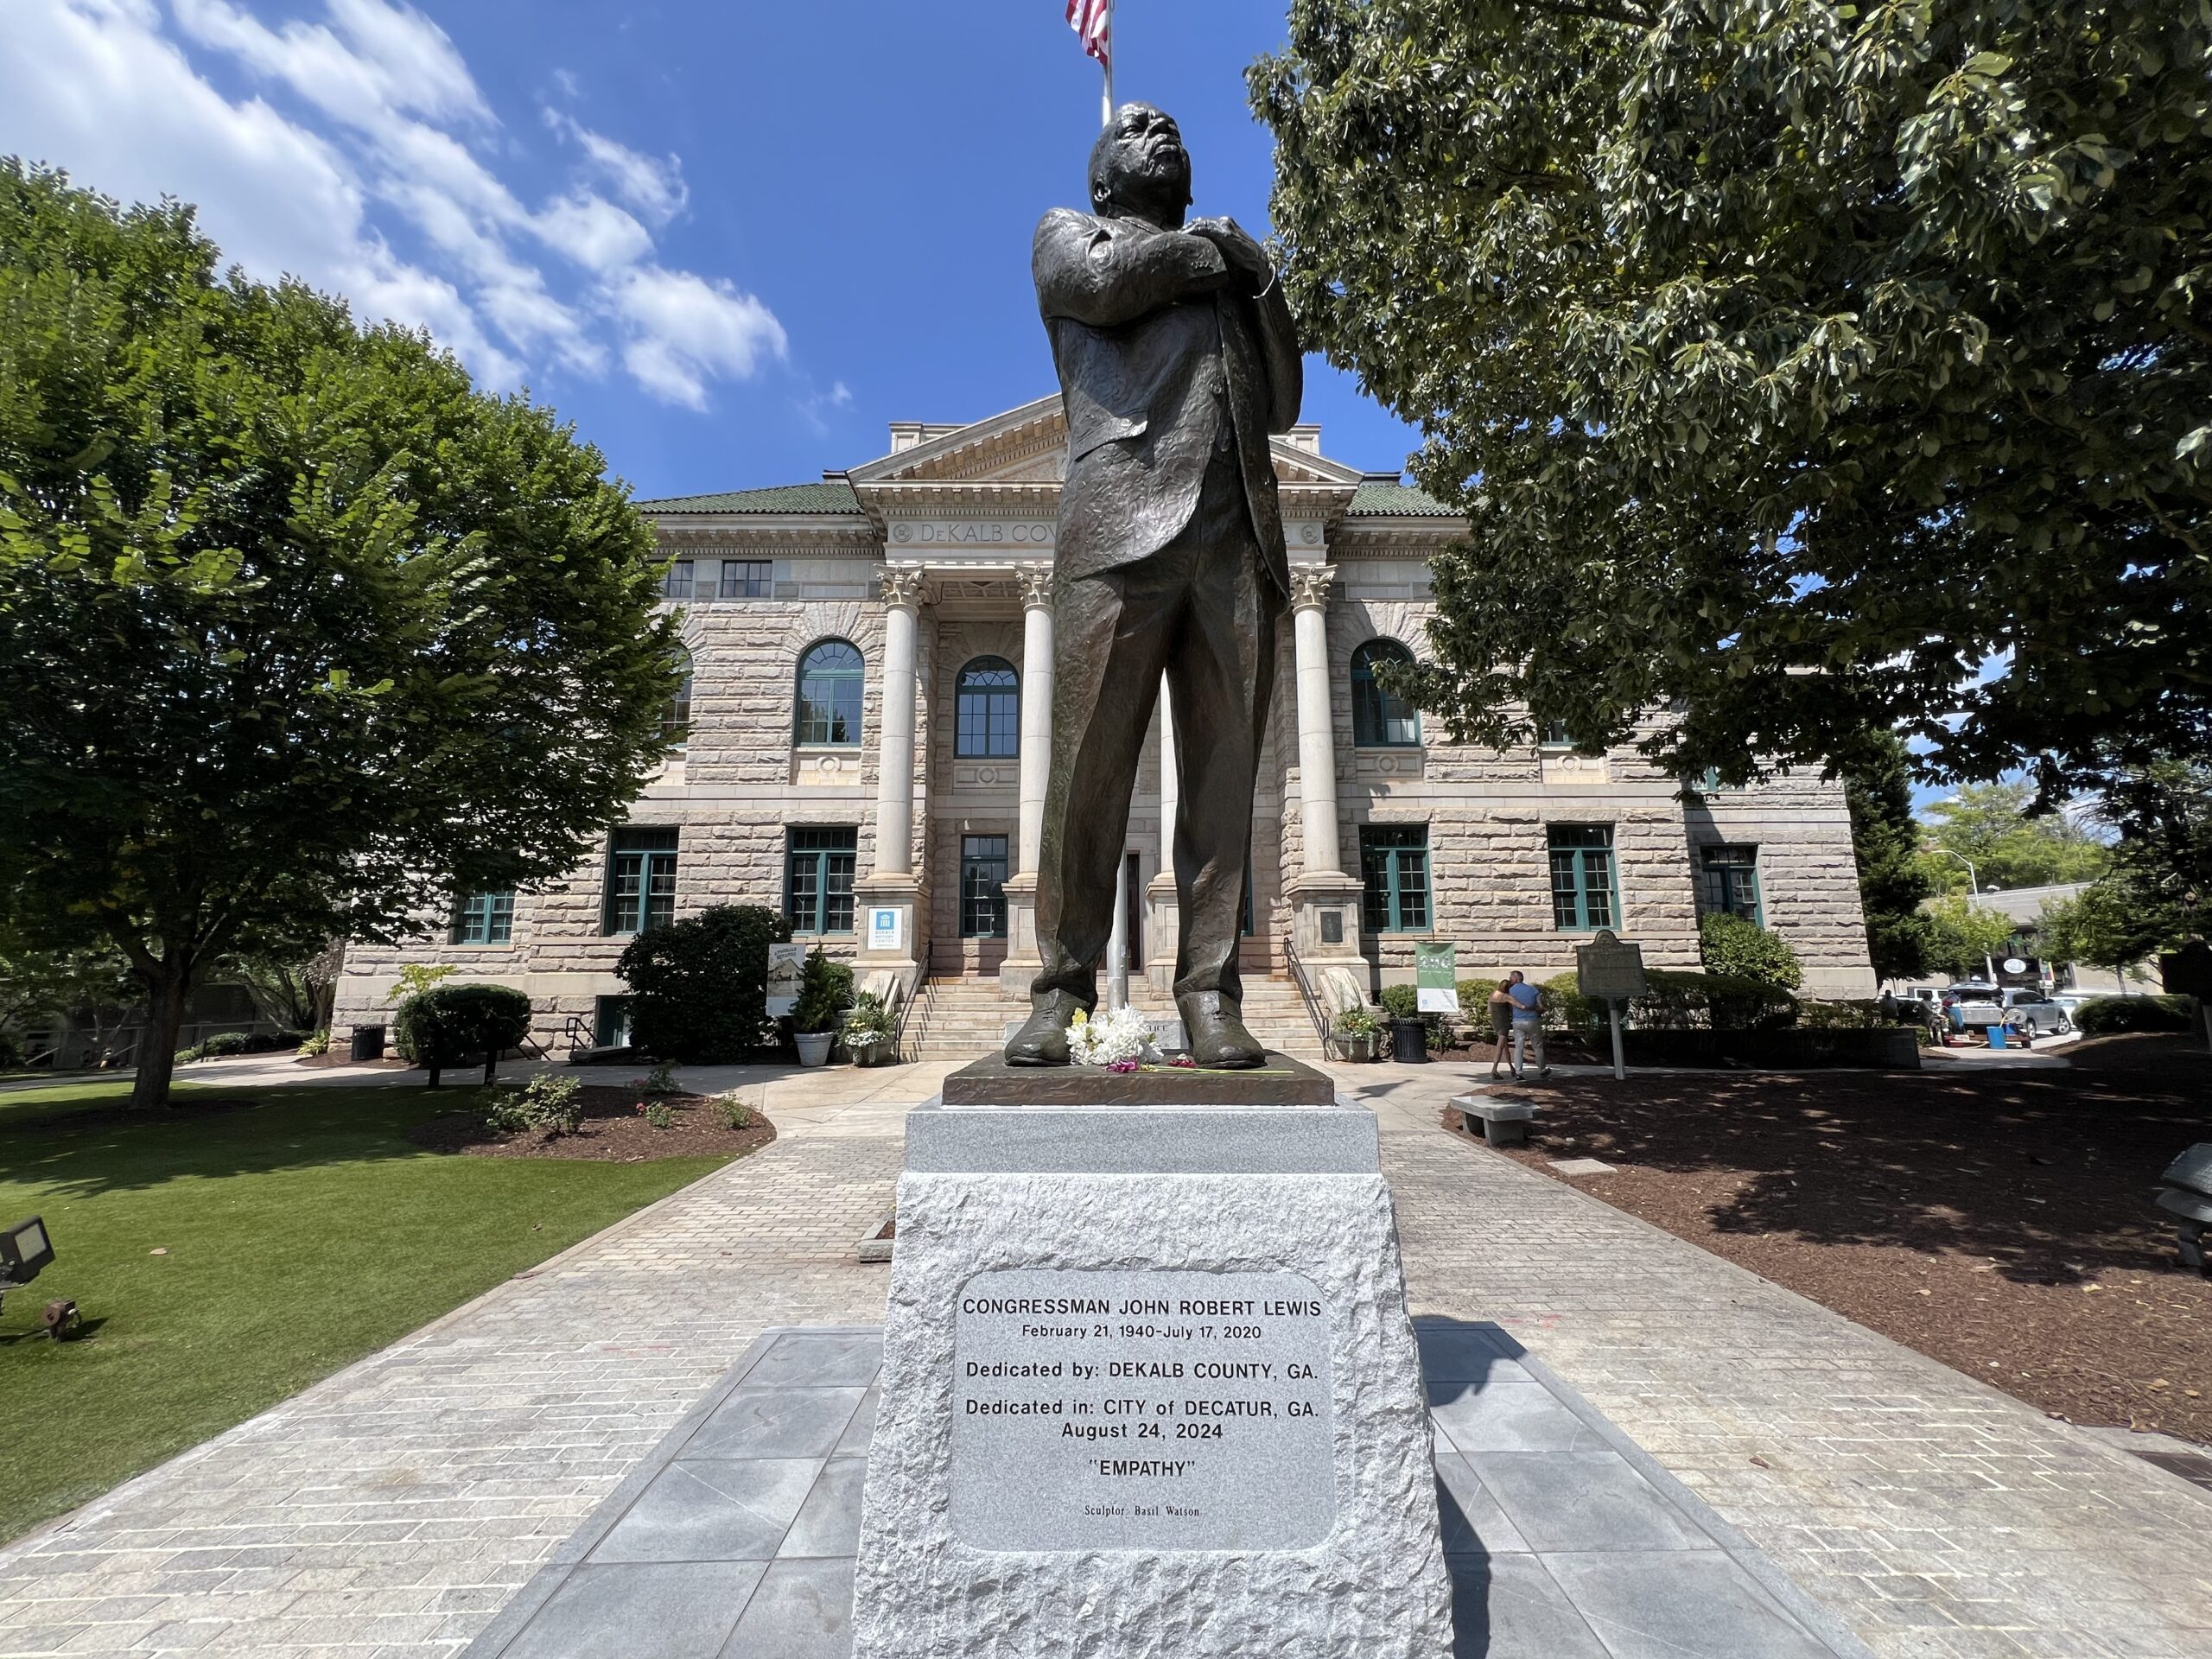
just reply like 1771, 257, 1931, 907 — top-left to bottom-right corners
0, 1059, 2206, 1657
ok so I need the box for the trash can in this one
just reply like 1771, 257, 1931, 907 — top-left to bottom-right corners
1391, 1017, 1428, 1064
1987, 1023, 2008, 1051
349, 1025, 386, 1062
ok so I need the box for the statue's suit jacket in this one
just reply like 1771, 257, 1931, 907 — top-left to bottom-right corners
1033, 208, 1303, 591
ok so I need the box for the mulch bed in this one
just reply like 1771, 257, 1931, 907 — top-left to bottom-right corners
409, 1087, 777, 1163
1455, 1033, 2212, 1444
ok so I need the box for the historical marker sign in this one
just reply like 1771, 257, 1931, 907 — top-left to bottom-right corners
950, 1268, 1336, 1552
1574, 929, 1649, 1001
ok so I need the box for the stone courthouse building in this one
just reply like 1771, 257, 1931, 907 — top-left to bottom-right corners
333, 396, 1875, 1058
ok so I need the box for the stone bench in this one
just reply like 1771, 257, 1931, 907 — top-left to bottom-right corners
1450, 1092, 1537, 1147
2158, 1143, 2212, 1272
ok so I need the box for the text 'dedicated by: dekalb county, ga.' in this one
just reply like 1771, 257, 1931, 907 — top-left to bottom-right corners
948, 1268, 1336, 1551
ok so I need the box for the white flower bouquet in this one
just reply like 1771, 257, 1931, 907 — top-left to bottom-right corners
1066, 1005, 1160, 1070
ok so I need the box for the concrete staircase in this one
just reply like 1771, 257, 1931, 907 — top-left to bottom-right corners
903, 975, 1327, 1063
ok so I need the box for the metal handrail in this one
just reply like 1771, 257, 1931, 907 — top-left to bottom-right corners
1281, 933, 1342, 1061
557, 1013, 594, 1059
894, 974, 935, 1063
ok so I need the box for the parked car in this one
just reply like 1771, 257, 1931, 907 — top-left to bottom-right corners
1942, 984, 2005, 1029
1999, 988, 2072, 1034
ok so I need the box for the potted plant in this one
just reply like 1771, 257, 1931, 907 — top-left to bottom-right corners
791, 950, 854, 1066
842, 991, 897, 1067
1332, 1003, 1387, 1062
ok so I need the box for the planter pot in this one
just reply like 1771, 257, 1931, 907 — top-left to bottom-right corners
849, 1036, 893, 1068
1335, 1032, 1381, 1063
794, 1031, 836, 1067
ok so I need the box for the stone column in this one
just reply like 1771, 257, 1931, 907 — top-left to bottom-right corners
855, 568, 925, 987
872, 568, 924, 878
1283, 565, 1370, 1008
999, 566, 1054, 998
1146, 675, 1181, 994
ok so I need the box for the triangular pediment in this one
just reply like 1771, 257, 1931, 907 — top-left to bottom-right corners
847, 396, 1368, 491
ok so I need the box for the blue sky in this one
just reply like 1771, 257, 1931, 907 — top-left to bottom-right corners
0, 0, 1423, 501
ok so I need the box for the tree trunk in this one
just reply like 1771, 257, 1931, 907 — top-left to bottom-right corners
427, 1059, 442, 1089
130, 967, 190, 1110
482, 1047, 499, 1087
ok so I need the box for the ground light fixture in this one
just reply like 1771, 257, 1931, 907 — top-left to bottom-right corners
0, 1215, 79, 1338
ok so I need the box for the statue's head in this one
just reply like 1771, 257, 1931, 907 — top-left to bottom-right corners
1089, 102, 1193, 226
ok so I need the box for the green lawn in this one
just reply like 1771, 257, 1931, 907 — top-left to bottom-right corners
0, 1079, 734, 1543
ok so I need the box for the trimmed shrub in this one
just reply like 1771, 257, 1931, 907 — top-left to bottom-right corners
486, 1073, 583, 1135
395, 983, 533, 1085
1698, 912, 1804, 990
1796, 999, 1888, 1030
1542, 971, 1600, 1033
791, 950, 855, 1036
617, 905, 791, 1062
1377, 983, 1420, 1020
2074, 995, 2194, 1034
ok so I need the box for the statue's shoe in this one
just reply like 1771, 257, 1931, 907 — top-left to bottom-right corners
1005, 991, 1084, 1066
1178, 990, 1265, 1068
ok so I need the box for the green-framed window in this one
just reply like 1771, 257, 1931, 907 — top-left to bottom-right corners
960, 834, 1008, 938
1548, 824, 1618, 931
795, 639, 863, 746
1350, 639, 1421, 747
451, 890, 514, 944
604, 828, 678, 936
593, 995, 632, 1048
1700, 844, 1763, 925
786, 827, 857, 934
1360, 825, 1431, 933
956, 658, 1020, 758
664, 646, 692, 750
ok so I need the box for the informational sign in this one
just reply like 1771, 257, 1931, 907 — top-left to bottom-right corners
950, 1268, 1336, 1553
1414, 943, 1460, 1014
1573, 929, 1649, 1001
868, 906, 906, 954
765, 942, 806, 1018
2003, 957, 2029, 975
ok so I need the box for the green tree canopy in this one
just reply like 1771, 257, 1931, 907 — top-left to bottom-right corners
1923, 893, 2015, 981
1916, 780, 2110, 893
2037, 877, 2181, 988
1251, 0, 2211, 796
1844, 731, 1936, 981
0, 163, 679, 1107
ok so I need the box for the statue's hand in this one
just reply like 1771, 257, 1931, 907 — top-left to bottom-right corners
1186, 217, 1274, 290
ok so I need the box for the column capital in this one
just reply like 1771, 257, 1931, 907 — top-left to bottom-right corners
1016, 564, 1054, 613
879, 566, 925, 610
1288, 565, 1334, 612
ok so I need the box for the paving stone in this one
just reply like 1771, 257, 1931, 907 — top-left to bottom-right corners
498, 1561, 761, 1659
1448, 1555, 1609, 1659
777, 1462, 867, 1562
1546, 1549, 1840, 1659
587, 1459, 818, 1566
683, 1391, 867, 1462
720, 1556, 853, 1658
1433, 1453, 1529, 1557
1470, 1450, 1720, 1554
1430, 1378, 1611, 1454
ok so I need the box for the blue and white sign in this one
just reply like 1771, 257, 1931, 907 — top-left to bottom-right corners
869, 906, 906, 953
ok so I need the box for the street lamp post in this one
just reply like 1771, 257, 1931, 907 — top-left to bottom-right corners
1937, 849, 1999, 985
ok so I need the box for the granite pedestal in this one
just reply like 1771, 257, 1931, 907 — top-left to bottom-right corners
849, 1056, 1456, 1657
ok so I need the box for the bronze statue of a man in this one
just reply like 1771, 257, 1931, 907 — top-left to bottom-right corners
1006, 102, 1302, 1068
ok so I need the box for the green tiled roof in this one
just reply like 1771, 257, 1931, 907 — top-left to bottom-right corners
636, 480, 866, 516
1348, 479, 1460, 518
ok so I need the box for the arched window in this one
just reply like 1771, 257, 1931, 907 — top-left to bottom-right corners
795, 639, 863, 746
956, 656, 1020, 758
663, 646, 693, 750
1351, 639, 1421, 747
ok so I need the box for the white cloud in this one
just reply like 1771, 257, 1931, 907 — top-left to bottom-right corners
537, 191, 652, 273
543, 107, 687, 226
608, 265, 787, 411
0, 0, 789, 408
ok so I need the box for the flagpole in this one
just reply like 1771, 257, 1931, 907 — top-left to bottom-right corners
1101, 0, 1114, 124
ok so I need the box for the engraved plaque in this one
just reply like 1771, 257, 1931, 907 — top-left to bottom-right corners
950, 1268, 1336, 1552
1574, 928, 1649, 1001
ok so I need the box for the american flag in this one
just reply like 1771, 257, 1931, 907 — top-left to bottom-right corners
1067, 0, 1111, 67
